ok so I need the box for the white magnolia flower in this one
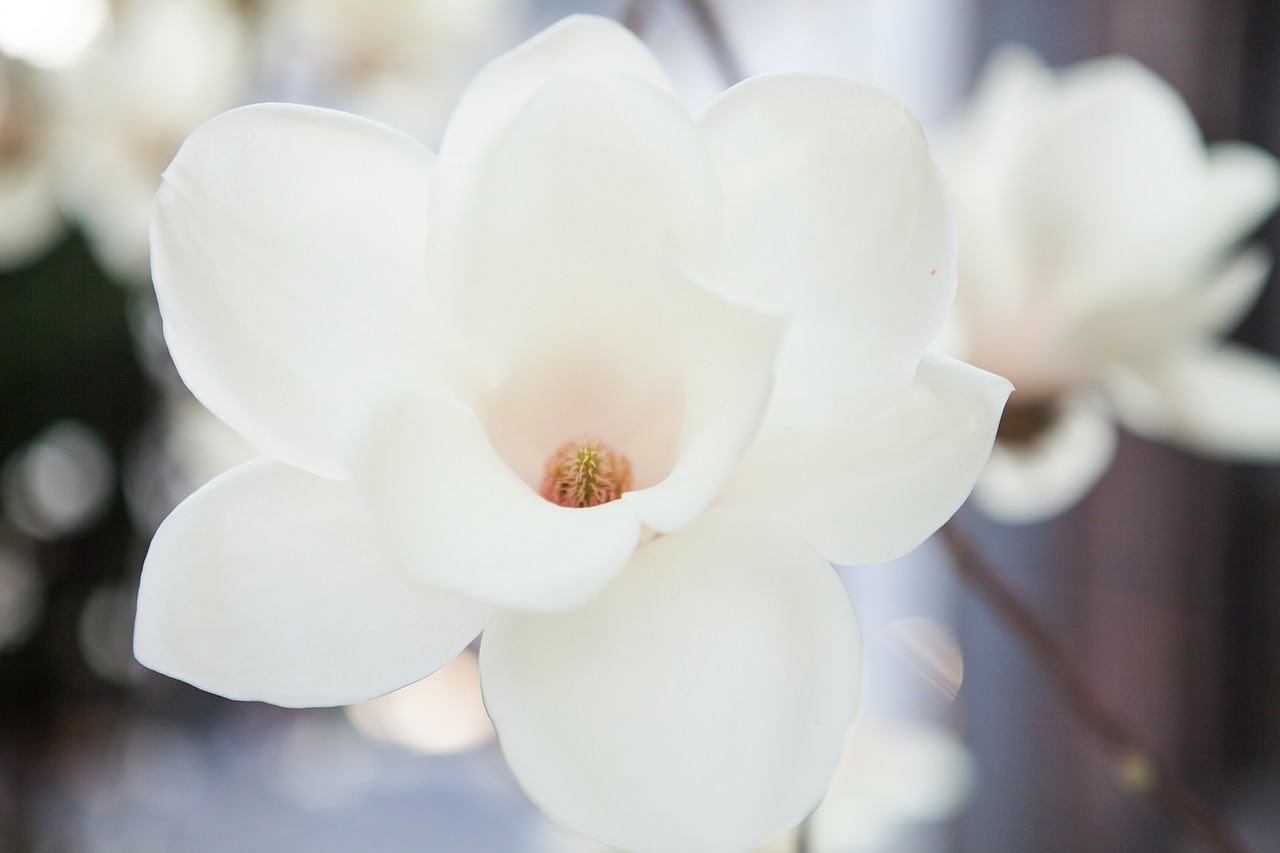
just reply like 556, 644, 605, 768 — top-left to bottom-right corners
52, 0, 251, 284
134, 16, 1009, 852
940, 47, 1280, 523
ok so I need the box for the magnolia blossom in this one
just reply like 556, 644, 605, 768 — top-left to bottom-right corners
940, 47, 1280, 523
51, 0, 251, 284
134, 16, 1009, 852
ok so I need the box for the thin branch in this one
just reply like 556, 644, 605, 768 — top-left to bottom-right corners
940, 522, 1249, 853
620, 0, 653, 35
679, 0, 746, 85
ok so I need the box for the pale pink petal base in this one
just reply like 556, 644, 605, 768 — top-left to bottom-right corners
348, 387, 643, 613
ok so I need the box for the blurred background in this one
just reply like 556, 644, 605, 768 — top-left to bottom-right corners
0, 0, 1278, 850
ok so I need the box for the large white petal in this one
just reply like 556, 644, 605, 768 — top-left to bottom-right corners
347, 387, 643, 613
134, 458, 489, 708
431, 66, 722, 377
702, 73, 956, 427
481, 509, 861, 853
720, 353, 1010, 566
973, 391, 1118, 524
151, 103, 441, 478
1108, 344, 1280, 459
439, 14, 671, 164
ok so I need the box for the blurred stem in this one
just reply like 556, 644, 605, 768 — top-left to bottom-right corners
679, 0, 745, 84
620, 0, 653, 36
940, 522, 1249, 853
624, 0, 745, 85
627, 0, 747, 86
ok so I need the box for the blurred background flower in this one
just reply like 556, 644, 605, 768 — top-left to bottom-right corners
940, 46, 1280, 523
2, 1, 1280, 852
48, 0, 253, 286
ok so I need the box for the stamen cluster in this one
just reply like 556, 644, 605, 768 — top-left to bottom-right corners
539, 439, 633, 508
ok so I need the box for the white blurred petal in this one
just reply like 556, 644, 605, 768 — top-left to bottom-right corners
1079, 248, 1273, 362
1109, 344, 1280, 459
806, 720, 974, 853
345, 648, 494, 754
0, 0, 109, 68
1184, 142, 1280, 269
974, 392, 1117, 523
1009, 57, 1205, 304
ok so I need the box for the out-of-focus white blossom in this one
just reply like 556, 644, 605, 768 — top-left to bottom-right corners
134, 16, 1009, 852
941, 47, 1280, 522
161, 393, 257, 494
2, 419, 115, 540
0, 0, 110, 69
50, 0, 251, 284
0, 56, 61, 268
258, 0, 523, 142
345, 648, 494, 755
758, 720, 974, 853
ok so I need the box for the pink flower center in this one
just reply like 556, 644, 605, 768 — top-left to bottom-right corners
539, 439, 632, 508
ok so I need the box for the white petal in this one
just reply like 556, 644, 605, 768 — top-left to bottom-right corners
347, 387, 643, 613
151, 103, 441, 478
701, 73, 956, 427
1078, 248, 1272, 361
0, 162, 62, 270
439, 14, 672, 164
1108, 344, 1280, 459
1193, 143, 1280, 253
720, 353, 1010, 566
973, 392, 1117, 524
134, 458, 489, 708
806, 720, 974, 853
481, 509, 861, 853
621, 276, 779, 533
431, 67, 722, 377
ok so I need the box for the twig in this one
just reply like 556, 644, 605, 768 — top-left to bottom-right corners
679, 0, 746, 85
620, 0, 653, 35
940, 522, 1249, 853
